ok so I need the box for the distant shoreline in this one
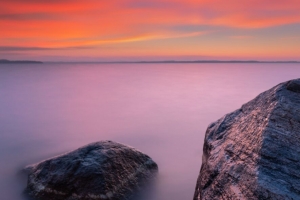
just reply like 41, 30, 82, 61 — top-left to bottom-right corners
47, 60, 300, 64
1, 59, 300, 64
0, 59, 43, 64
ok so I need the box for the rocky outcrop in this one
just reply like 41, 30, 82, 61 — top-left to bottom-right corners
25, 141, 158, 200
194, 79, 300, 200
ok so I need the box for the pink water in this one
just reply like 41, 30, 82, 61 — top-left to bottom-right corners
0, 63, 300, 200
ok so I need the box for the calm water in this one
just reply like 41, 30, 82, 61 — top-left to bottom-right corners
0, 63, 300, 200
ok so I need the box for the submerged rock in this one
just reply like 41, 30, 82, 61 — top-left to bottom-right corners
25, 141, 158, 200
194, 79, 300, 200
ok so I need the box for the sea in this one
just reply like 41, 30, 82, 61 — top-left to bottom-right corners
0, 63, 300, 200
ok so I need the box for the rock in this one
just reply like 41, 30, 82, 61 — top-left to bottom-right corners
25, 141, 158, 200
194, 79, 300, 200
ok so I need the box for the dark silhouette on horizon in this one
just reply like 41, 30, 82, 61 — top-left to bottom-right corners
1, 59, 299, 64
0, 59, 43, 64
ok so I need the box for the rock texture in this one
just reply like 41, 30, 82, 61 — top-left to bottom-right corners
25, 141, 158, 200
194, 79, 300, 200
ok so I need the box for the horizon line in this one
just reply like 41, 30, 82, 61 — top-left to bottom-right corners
1, 59, 300, 64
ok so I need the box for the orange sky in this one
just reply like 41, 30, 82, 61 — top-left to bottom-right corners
1, 0, 300, 61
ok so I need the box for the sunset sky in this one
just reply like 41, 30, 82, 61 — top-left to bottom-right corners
1, 0, 300, 61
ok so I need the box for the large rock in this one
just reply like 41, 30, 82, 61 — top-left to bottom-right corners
25, 141, 158, 200
194, 79, 300, 200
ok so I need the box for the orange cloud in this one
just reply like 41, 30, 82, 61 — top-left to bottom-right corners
1, 0, 300, 60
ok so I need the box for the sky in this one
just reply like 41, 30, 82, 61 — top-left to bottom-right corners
1, 0, 300, 61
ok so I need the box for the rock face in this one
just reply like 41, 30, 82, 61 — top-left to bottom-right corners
25, 141, 158, 200
194, 79, 300, 200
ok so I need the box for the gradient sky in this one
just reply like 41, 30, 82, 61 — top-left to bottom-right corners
1, 0, 300, 61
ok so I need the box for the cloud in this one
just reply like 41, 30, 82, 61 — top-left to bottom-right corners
2, 0, 300, 26
125, 1, 170, 9
0, 46, 94, 51
1, 0, 300, 60
0, 31, 206, 52
0, 46, 50, 51
6, 0, 74, 2
230, 35, 254, 39
0, 13, 60, 21
87, 31, 207, 45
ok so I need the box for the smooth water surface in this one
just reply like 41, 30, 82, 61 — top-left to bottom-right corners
0, 63, 300, 200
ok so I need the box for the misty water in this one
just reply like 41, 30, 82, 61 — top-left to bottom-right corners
1, 63, 300, 200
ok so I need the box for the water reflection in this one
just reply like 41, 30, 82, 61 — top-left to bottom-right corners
0, 63, 300, 200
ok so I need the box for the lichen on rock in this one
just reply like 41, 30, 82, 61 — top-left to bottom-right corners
25, 141, 158, 200
194, 79, 300, 200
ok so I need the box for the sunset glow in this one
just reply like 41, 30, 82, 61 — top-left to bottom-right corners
1, 0, 300, 61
